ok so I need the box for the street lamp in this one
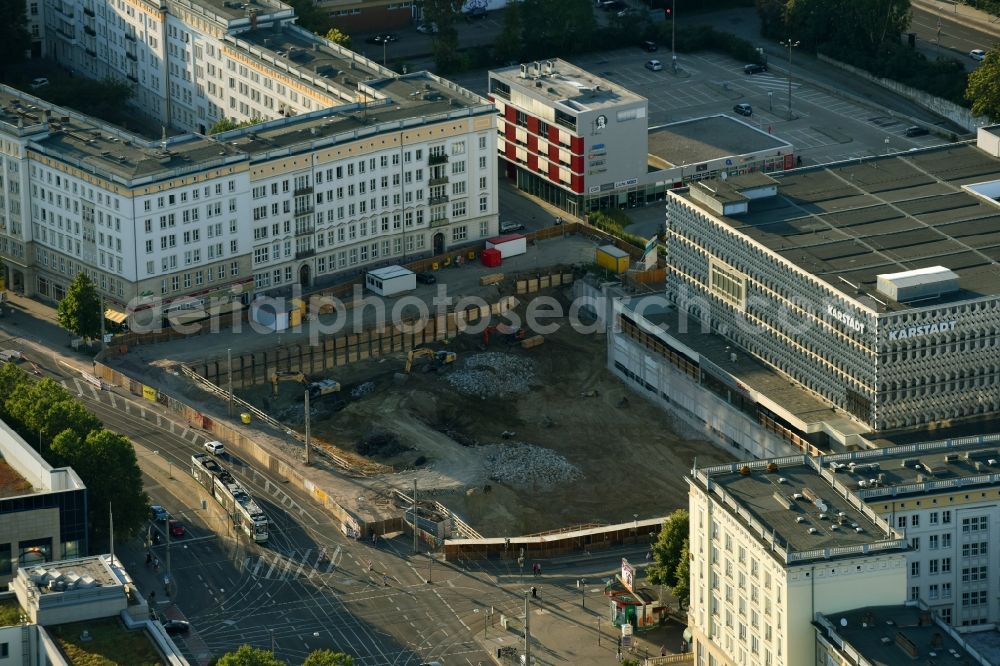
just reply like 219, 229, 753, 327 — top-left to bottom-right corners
779, 39, 800, 121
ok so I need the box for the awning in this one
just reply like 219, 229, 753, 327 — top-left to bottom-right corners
104, 308, 128, 324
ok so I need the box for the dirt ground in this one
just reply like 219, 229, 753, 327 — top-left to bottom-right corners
237, 299, 734, 537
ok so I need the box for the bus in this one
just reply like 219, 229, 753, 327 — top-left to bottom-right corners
190, 453, 269, 543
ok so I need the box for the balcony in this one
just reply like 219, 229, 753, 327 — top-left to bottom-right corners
83, 6, 94, 16
57, 5, 74, 17
294, 223, 315, 236
295, 248, 316, 260
428, 195, 449, 206
293, 206, 313, 217
428, 176, 448, 186
124, 32, 136, 42
126, 74, 138, 83
428, 153, 448, 166
85, 47, 96, 57
429, 218, 449, 228
84, 25, 95, 36
294, 186, 313, 196
56, 26, 76, 41
126, 51, 137, 61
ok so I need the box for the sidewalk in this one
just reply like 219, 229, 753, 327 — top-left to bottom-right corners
913, 0, 1000, 33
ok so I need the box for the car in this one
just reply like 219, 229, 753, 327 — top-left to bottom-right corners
381, 32, 398, 42
366, 33, 398, 44
641, 40, 658, 52
162, 620, 190, 635
416, 22, 438, 34
499, 221, 526, 233
601, 0, 624, 10
29, 78, 49, 90
970, 49, 986, 61
904, 126, 929, 137
733, 103, 753, 117
203, 440, 224, 455
150, 505, 169, 522
744, 63, 767, 74
416, 272, 437, 285
645, 59, 663, 72
596, 0, 616, 8
168, 519, 185, 537
617, 7, 635, 17
465, 6, 487, 19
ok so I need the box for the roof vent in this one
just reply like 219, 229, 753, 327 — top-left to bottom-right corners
876, 266, 959, 303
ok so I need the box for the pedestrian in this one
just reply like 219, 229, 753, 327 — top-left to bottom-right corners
537, 564, 541, 576
145, 552, 152, 566
616, 647, 622, 662
680, 640, 688, 654
153, 558, 160, 572
530, 586, 537, 598
368, 560, 373, 572
661, 646, 666, 656
383, 574, 388, 586
149, 591, 156, 604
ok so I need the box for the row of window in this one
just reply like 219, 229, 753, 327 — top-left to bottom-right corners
156, 262, 240, 295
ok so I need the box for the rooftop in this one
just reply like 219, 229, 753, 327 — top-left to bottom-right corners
0, 457, 31, 498
674, 143, 1000, 311
698, 458, 894, 559
21, 556, 122, 593
0, 416, 84, 496
648, 115, 791, 167
818, 604, 988, 666
166, 0, 291, 23
490, 59, 646, 112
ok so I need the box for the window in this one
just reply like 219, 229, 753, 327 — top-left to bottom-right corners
942, 511, 951, 524
911, 561, 920, 577
942, 534, 951, 548
451, 225, 467, 242
941, 558, 951, 573
910, 537, 920, 550
910, 586, 919, 601
929, 534, 938, 549
942, 583, 952, 598
929, 584, 939, 600
930, 512, 939, 525
897, 516, 906, 529
911, 515, 919, 528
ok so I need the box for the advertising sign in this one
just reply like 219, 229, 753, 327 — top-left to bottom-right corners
621, 558, 635, 592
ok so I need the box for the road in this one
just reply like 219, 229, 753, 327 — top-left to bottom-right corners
910, 0, 1000, 57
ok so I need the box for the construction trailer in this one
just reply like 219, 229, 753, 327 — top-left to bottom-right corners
596, 245, 630, 274
486, 234, 527, 259
366, 265, 416, 297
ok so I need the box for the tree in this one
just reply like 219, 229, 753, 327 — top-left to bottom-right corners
0, 0, 31, 78
208, 117, 265, 135
646, 509, 688, 586
57, 273, 102, 341
672, 539, 691, 608
494, 0, 524, 64
0, 363, 30, 421
967, 48, 1000, 121
324, 27, 351, 47
520, 0, 596, 60
302, 650, 354, 666
3, 378, 98, 453
52, 429, 148, 547
216, 645, 285, 666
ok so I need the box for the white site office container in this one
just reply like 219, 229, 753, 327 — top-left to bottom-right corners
366, 265, 417, 297
486, 234, 527, 259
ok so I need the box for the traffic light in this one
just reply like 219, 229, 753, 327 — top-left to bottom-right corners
665, 7, 672, 16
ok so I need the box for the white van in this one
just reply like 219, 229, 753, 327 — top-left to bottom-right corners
204, 441, 225, 455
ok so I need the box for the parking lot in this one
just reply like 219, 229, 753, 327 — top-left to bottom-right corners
442, 47, 946, 166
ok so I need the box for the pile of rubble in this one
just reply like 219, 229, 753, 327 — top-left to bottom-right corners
484, 442, 583, 488
445, 352, 536, 399
350, 382, 376, 399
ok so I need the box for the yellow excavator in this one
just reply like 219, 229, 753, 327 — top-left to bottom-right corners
404, 348, 457, 374
269, 370, 306, 396
268, 370, 341, 397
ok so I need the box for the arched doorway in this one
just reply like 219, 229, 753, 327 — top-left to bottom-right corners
433, 232, 445, 255
299, 263, 311, 288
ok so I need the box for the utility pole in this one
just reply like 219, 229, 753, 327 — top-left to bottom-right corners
99, 293, 106, 350
597, 617, 602, 645
670, 0, 676, 70
412, 479, 418, 554
108, 502, 114, 561
427, 552, 433, 584
165, 512, 171, 596
227, 348, 233, 417
524, 590, 531, 666
304, 389, 311, 465
780, 38, 800, 121
581, 578, 585, 609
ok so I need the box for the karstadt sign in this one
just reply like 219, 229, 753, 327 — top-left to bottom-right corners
887, 320, 957, 341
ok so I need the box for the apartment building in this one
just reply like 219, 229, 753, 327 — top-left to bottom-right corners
2, 0, 497, 315
0, 418, 88, 589
688, 457, 907, 666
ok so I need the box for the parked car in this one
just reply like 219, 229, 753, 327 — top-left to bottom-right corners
151, 505, 169, 522
596, 0, 617, 8
416, 272, 437, 285
645, 59, 663, 72
744, 63, 767, 74
168, 519, 186, 537
641, 40, 658, 52
904, 126, 929, 137
970, 49, 986, 61
500, 221, 526, 233
162, 620, 190, 635
366, 33, 398, 44
203, 440, 224, 455
465, 6, 486, 19
29, 78, 49, 90
732, 103, 753, 117
416, 22, 438, 34
601, 0, 624, 10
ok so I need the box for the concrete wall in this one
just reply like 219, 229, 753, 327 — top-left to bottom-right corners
0, 508, 61, 589
817, 54, 986, 133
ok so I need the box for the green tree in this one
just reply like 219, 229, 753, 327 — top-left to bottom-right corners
302, 650, 354, 666
672, 539, 691, 608
324, 27, 351, 47
57, 273, 102, 341
0, 363, 30, 421
494, 0, 524, 64
208, 117, 265, 135
216, 645, 285, 666
784, 0, 907, 55
281, 0, 331, 34
520, 0, 596, 60
3, 378, 98, 453
52, 429, 148, 547
967, 48, 1000, 121
0, 0, 31, 78
646, 509, 689, 586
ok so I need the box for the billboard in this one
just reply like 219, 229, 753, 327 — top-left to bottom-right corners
621, 557, 635, 592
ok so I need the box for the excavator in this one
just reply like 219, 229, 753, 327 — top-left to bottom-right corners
268, 370, 341, 397
404, 347, 457, 374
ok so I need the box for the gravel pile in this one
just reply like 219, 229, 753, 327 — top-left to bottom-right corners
445, 352, 536, 399
485, 442, 583, 488
351, 382, 376, 399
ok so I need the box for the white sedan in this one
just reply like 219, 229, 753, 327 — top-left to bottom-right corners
645, 59, 663, 72
970, 49, 986, 61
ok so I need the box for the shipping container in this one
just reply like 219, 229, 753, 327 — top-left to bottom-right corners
596, 245, 630, 274
365, 265, 417, 296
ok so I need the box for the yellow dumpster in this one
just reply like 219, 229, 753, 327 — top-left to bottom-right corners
432, 262, 440, 271
596, 245, 630, 274
241, 413, 252, 424
467, 250, 476, 260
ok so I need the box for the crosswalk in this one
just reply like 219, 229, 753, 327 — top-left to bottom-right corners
244, 547, 343, 581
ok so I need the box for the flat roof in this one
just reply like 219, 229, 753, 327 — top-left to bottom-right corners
649, 115, 791, 167
598, 244, 630, 258
21, 555, 121, 592
0, 458, 31, 498
821, 605, 983, 666
168, 0, 286, 20
701, 461, 891, 556
675, 143, 1000, 310
490, 59, 646, 112
368, 265, 413, 279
